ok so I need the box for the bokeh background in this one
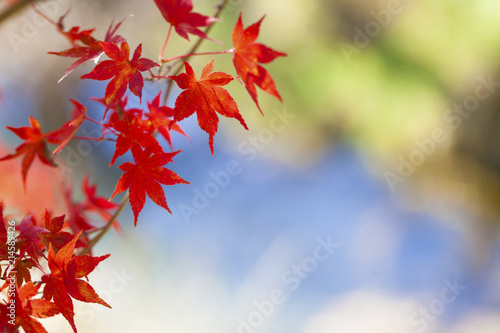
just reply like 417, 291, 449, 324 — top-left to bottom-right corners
1, 0, 500, 332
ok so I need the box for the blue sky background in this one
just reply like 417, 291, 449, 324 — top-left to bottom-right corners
1, 0, 500, 332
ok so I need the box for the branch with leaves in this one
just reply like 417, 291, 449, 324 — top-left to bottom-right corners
0, 0, 286, 332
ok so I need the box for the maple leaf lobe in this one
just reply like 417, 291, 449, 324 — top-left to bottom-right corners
169, 59, 248, 154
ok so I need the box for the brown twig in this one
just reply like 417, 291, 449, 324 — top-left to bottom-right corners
0, 0, 39, 26
80, 191, 129, 255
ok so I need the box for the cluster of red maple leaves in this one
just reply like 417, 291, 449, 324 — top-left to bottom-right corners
0, 1, 285, 332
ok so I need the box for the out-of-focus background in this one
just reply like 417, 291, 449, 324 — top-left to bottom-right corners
1, 0, 500, 332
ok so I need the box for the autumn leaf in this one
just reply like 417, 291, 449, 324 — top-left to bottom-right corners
0, 117, 57, 187
1, 281, 59, 333
154, 0, 220, 41
81, 42, 159, 105
41, 210, 86, 252
232, 14, 287, 114
43, 231, 110, 332
51, 99, 87, 156
48, 17, 127, 82
61, 176, 123, 235
82, 174, 119, 211
145, 92, 189, 151
169, 59, 248, 154
110, 145, 189, 225
105, 107, 163, 166
17, 213, 49, 265
63, 182, 98, 232
0, 101, 87, 187
14, 259, 33, 287
91, 94, 130, 120
81, 175, 122, 234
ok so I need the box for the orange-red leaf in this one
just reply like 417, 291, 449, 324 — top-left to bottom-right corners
145, 92, 189, 151
110, 145, 189, 225
44, 231, 110, 332
0, 101, 87, 187
169, 59, 248, 154
232, 14, 287, 114
17, 213, 49, 264
49, 17, 127, 82
105, 108, 163, 166
154, 0, 220, 41
0, 117, 57, 187
81, 42, 158, 105
41, 210, 86, 251
51, 99, 87, 157
2, 281, 59, 333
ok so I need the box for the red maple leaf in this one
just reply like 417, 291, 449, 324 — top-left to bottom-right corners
81, 175, 122, 234
17, 213, 49, 265
110, 145, 189, 225
105, 108, 163, 166
14, 259, 33, 290
1, 281, 59, 333
0, 100, 86, 187
48, 17, 127, 82
0, 117, 57, 187
42, 231, 110, 332
81, 42, 158, 105
169, 59, 248, 154
232, 14, 287, 114
41, 210, 86, 252
91, 94, 130, 120
51, 99, 87, 157
62, 176, 122, 236
82, 174, 119, 213
154, 0, 219, 41
145, 92, 189, 151
63, 183, 97, 233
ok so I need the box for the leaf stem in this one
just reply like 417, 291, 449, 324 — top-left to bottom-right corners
71, 136, 108, 142
161, 49, 234, 63
159, 24, 173, 63
84, 116, 105, 126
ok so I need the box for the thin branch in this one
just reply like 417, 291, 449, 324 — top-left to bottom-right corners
71, 136, 112, 142
80, 192, 129, 255
159, 24, 173, 63
161, 49, 233, 63
0, 0, 38, 26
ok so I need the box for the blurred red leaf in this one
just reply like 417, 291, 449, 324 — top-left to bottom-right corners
154, 0, 219, 41
1, 281, 59, 333
0, 100, 86, 187
145, 92, 189, 151
48, 17, 127, 82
